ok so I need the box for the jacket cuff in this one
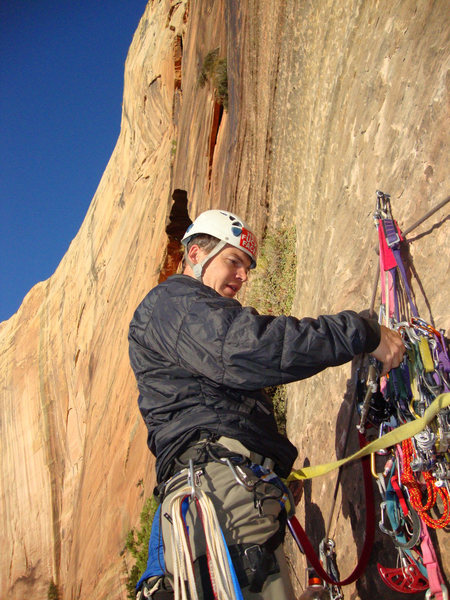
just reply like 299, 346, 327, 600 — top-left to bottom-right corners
360, 317, 381, 353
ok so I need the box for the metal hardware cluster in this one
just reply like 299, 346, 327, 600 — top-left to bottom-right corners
356, 191, 449, 596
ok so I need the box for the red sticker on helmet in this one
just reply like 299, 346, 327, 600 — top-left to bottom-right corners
240, 227, 257, 257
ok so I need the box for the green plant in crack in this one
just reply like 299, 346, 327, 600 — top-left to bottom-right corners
246, 225, 296, 316
198, 48, 228, 109
246, 224, 297, 434
47, 580, 60, 600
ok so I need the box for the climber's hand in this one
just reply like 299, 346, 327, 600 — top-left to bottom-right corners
370, 325, 405, 376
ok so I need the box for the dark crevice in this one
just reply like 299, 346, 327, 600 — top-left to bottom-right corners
208, 101, 224, 185
174, 35, 183, 91
158, 190, 192, 283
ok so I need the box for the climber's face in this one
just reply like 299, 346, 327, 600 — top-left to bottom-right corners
188, 243, 251, 297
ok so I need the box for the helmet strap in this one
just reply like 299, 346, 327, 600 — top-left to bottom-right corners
189, 240, 227, 281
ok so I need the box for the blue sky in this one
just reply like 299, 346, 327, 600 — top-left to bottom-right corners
0, 1, 148, 322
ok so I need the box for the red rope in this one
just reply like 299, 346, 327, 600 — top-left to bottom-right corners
401, 438, 450, 529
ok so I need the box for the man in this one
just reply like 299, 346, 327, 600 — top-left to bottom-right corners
129, 209, 404, 599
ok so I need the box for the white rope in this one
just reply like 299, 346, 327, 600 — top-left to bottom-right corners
167, 485, 241, 600
168, 488, 198, 600
194, 491, 235, 598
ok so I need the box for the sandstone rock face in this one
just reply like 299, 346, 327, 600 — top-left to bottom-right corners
1, 1, 448, 599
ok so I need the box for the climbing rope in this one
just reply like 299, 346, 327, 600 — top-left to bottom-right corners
401, 438, 450, 529
167, 460, 243, 600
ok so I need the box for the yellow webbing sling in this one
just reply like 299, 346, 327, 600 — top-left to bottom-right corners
287, 393, 450, 482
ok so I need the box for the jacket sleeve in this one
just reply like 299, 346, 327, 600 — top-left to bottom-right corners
174, 295, 380, 390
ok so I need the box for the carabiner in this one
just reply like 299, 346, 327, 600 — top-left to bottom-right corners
223, 458, 256, 492
411, 317, 443, 342
188, 459, 196, 499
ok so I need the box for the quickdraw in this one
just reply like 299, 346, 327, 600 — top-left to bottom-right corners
319, 539, 344, 600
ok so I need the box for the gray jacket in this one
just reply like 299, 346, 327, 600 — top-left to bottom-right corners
128, 275, 380, 482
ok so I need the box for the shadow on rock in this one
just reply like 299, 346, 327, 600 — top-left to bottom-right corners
302, 456, 327, 559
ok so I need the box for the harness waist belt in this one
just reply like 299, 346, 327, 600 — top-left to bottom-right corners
217, 436, 269, 466
165, 436, 275, 483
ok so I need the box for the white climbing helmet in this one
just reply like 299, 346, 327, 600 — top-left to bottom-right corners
181, 209, 258, 280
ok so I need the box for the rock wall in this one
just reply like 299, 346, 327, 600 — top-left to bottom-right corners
0, 1, 448, 599
1, 2, 190, 598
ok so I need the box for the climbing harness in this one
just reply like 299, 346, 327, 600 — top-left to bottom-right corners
152, 440, 291, 600
288, 191, 449, 598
